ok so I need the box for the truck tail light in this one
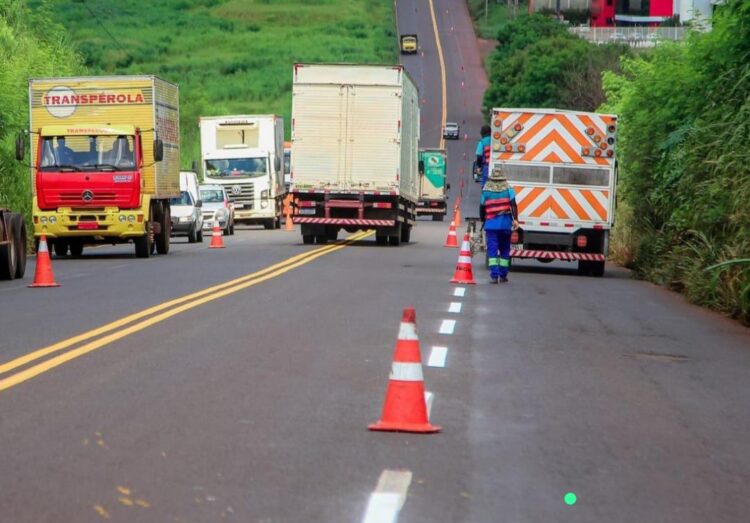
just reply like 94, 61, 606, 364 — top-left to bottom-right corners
372, 202, 392, 209
510, 231, 519, 244
576, 235, 588, 248
298, 200, 316, 208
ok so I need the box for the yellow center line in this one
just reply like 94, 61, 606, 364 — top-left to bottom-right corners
0, 231, 372, 388
428, 0, 448, 149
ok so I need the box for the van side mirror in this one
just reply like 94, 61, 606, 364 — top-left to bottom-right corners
275, 157, 281, 173
195, 200, 203, 208
154, 138, 164, 162
418, 160, 424, 174
191, 160, 198, 173
15, 135, 25, 161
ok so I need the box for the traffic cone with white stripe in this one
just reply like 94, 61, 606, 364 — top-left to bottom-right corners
208, 224, 225, 249
29, 235, 59, 288
454, 200, 462, 227
443, 218, 459, 248
369, 307, 440, 433
450, 232, 476, 284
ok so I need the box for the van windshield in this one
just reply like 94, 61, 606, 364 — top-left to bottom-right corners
200, 189, 225, 203
170, 191, 193, 206
205, 157, 267, 178
39, 135, 135, 171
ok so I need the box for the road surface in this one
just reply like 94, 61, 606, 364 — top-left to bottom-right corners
0, 1, 749, 522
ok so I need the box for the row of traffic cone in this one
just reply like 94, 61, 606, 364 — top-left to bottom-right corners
29, 225, 229, 288
443, 198, 462, 248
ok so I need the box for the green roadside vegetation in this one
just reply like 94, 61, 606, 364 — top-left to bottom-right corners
0, 1, 84, 224
474, 2, 749, 324
24, 0, 397, 168
467, 0, 516, 39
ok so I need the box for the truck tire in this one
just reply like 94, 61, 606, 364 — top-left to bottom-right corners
375, 234, 388, 246
315, 235, 328, 244
156, 204, 170, 255
135, 218, 153, 258
302, 234, 315, 245
578, 261, 591, 275
69, 241, 84, 258
188, 226, 198, 243
263, 220, 274, 230
0, 217, 18, 280
400, 224, 411, 244
325, 226, 338, 242
590, 261, 605, 277
432, 214, 444, 222
389, 223, 402, 247
12, 215, 27, 278
54, 239, 69, 257
197, 229, 204, 243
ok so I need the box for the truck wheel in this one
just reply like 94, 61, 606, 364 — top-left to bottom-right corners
315, 235, 328, 244
388, 223, 402, 246
156, 205, 170, 254
432, 214, 444, 222
263, 220, 274, 230
135, 221, 153, 258
12, 215, 27, 278
54, 239, 69, 257
325, 226, 338, 241
375, 235, 388, 246
69, 241, 84, 258
590, 261, 605, 277
188, 226, 198, 243
302, 234, 315, 245
0, 218, 18, 280
400, 224, 411, 243
197, 229, 204, 243
577, 261, 591, 275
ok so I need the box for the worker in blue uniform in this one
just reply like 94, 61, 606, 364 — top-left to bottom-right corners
480, 165, 519, 283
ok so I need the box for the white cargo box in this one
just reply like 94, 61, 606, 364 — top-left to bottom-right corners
291, 64, 419, 202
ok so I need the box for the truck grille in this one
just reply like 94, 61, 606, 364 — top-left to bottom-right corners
224, 182, 254, 204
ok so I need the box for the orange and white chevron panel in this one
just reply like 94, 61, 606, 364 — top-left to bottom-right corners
514, 185, 611, 223
492, 110, 616, 167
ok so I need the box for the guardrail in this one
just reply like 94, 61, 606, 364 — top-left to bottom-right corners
570, 26, 687, 47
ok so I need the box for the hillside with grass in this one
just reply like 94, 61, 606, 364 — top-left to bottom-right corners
29, 0, 397, 167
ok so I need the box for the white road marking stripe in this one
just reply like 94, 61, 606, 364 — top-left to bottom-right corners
424, 391, 434, 419
390, 362, 424, 381
453, 287, 466, 297
448, 302, 462, 313
427, 346, 448, 368
361, 470, 413, 523
439, 319, 456, 335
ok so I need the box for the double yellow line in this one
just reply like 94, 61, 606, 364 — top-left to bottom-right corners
428, 0, 448, 149
0, 231, 372, 392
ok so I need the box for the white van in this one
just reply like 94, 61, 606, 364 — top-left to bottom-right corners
170, 171, 204, 243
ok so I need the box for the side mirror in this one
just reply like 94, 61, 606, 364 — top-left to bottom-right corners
275, 157, 281, 173
154, 138, 164, 162
418, 160, 424, 174
191, 160, 198, 173
446, 183, 451, 190
195, 200, 203, 208
15, 135, 25, 161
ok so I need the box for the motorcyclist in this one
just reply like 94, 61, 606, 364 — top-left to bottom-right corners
474, 124, 491, 187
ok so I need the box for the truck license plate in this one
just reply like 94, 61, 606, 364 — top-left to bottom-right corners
298, 208, 316, 215
77, 222, 99, 230
233, 203, 244, 209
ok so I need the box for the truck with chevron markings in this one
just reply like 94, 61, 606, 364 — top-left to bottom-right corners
488, 108, 618, 276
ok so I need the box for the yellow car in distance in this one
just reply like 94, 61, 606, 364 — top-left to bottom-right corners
400, 34, 418, 54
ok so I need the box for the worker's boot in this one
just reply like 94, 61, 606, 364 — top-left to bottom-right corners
489, 276, 498, 284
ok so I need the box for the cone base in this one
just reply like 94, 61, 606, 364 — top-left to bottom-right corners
28, 282, 60, 288
209, 245, 225, 249
450, 278, 476, 284
368, 420, 441, 433
444, 242, 459, 248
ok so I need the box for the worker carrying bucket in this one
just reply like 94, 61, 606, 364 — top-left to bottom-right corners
480, 165, 519, 284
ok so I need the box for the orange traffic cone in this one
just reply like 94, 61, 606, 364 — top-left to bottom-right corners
443, 218, 459, 248
369, 308, 440, 433
450, 232, 476, 284
29, 236, 59, 288
208, 224, 225, 249
454, 200, 462, 227
284, 199, 294, 232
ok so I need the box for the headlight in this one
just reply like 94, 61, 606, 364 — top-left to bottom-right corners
128, 215, 136, 223
119, 215, 127, 223
261, 190, 269, 200
40, 216, 48, 224
214, 208, 229, 221
49, 216, 57, 224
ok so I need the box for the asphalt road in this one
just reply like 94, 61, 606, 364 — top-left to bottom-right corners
1, 2, 749, 522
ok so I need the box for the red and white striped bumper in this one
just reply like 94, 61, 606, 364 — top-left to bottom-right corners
511, 250, 605, 261
416, 208, 445, 213
293, 217, 396, 226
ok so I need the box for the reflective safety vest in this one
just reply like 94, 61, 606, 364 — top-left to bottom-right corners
485, 196, 511, 220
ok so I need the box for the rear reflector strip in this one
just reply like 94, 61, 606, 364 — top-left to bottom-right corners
511, 249, 605, 261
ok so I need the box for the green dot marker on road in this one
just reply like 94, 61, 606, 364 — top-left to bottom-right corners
564, 492, 577, 506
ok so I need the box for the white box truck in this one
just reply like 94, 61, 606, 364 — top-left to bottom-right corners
290, 63, 420, 245
200, 115, 285, 229
488, 108, 618, 276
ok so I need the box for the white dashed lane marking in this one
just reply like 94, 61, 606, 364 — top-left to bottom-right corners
453, 287, 466, 297
361, 469, 413, 523
424, 391, 434, 418
439, 319, 456, 335
427, 346, 448, 368
448, 302, 462, 313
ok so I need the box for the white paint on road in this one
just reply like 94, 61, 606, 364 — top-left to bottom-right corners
439, 319, 456, 335
424, 391, 434, 419
453, 287, 466, 297
427, 346, 448, 368
361, 469, 413, 523
448, 302, 462, 313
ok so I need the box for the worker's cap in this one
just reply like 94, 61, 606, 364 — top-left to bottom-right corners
488, 165, 506, 181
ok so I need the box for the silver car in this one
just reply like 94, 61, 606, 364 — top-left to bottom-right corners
170, 190, 204, 243
199, 184, 235, 235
